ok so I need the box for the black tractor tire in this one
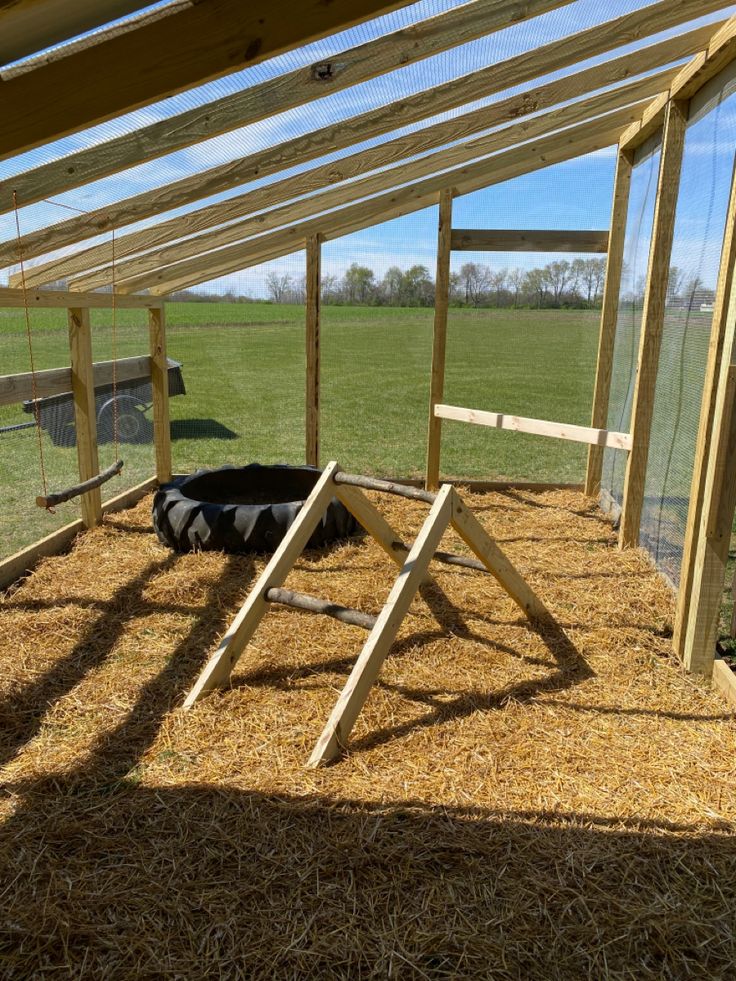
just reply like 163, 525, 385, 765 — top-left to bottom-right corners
152, 464, 358, 554
97, 400, 153, 444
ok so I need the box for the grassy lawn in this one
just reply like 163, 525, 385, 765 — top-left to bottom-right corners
0, 302, 600, 559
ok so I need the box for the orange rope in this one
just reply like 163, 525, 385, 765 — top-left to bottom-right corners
111, 226, 119, 458
13, 191, 50, 504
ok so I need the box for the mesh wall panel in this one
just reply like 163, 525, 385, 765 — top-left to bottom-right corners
640, 65, 736, 587
600, 133, 662, 512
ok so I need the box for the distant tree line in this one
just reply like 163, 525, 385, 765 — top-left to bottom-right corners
620, 266, 716, 312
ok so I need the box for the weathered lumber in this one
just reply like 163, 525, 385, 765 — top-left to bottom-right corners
334, 472, 437, 505
450, 229, 609, 253
36, 459, 124, 509
67, 307, 102, 528
0, 354, 151, 407
148, 307, 172, 484
305, 235, 321, 468
265, 588, 377, 631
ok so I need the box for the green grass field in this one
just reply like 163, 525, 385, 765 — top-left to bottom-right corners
1, 302, 602, 558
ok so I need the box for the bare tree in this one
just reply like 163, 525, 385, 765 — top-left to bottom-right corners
266, 271, 292, 303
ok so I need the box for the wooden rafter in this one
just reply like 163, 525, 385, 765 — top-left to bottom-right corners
0, 0, 415, 159
450, 229, 609, 253
0, 0, 578, 212
2, 0, 724, 268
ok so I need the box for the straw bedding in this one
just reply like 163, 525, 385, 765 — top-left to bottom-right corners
0, 487, 734, 978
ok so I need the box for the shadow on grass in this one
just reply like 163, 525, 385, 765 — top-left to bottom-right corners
170, 419, 238, 441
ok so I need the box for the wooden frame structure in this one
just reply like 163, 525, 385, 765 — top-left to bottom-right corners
183, 462, 553, 766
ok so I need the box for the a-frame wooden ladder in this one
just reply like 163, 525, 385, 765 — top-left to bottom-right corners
183, 460, 553, 767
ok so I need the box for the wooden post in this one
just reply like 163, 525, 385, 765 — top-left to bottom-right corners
674, 158, 736, 656
149, 305, 172, 483
619, 100, 687, 548
585, 146, 634, 497
306, 234, 321, 467
426, 188, 453, 490
681, 364, 736, 674
67, 306, 102, 528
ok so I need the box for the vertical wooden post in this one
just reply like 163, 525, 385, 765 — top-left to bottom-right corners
619, 100, 687, 548
682, 361, 736, 674
306, 234, 321, 468
426, 188, 453, 491
149, 304, 172, 483
674, 158, 736, 656
585, 146, 633, 497
68, 306, 102, 527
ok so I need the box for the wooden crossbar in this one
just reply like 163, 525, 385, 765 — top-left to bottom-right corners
435, 404, 632, 451
183, 462, 556, 767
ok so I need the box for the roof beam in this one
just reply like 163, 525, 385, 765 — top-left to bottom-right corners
621, 15, 736, 150
1, 0, 578, 211
115, 106, 639, 295
1, 0, 724, 266
16, 26, 710, 289
449, 229, 610, 252
0, 0, 415, 158
69, 77, 664, 291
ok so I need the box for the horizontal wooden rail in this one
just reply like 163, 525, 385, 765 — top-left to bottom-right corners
435, 404, 632, 450
450, 229, 609, 253
0, 353, 173, 407
333, 472, 437, 504
265, 588, 377, 630
0, 288, 163, 309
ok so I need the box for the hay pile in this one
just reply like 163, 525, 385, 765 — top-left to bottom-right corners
0, 488, 734, 978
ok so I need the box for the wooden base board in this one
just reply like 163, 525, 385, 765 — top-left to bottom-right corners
0, 475, 158, 591
713, 656, 736, 710
391, 478, 583, 493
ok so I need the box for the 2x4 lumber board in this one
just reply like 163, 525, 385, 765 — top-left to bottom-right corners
619, 100, 687, 549
450, 229, 609, 253
5, 0, 722, 268
0, 0, 416, 159
128, 108, 641, 295
674, 158, 736, 656
449, 489, 551, 622
0, 474, 157, 592
0, 288, 162, 309
182, 461, 341, 707
681, 363, 736, 675
585, 147, 635, 496
426, 190, 453, 492
148, 307, 171, 484
712, 657, 736, 710
308, 484, 454, 766
621, 16, 736, 151
265, 588, 377, 631
435, 404, 632, 450
0, 0, 150, 67
18, 29, 714, 290
0, 354, 151, 407
305, 235, 320, 468
67, 308, 102, 528
0, 0, 578, 213
73, 80, 662, 293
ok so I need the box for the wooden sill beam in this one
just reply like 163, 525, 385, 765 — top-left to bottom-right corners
0, 288, 162, 309
450, 229, 609, 253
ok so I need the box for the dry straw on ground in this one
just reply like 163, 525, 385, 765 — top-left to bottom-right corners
0, 488, 734, 978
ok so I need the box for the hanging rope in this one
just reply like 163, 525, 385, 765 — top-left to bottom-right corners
13, 190, 50, 506
111, 225, 120, 460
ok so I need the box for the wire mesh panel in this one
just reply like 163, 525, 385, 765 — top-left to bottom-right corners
600, 132, 662, 512
639, 65, 736, 587
0, 305, 83, 563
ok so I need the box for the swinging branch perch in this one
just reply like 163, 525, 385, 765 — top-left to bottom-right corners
36, 459, 124, 509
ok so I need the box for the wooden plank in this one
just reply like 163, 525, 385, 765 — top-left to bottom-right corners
0, 0, 415, 159
67, 307, 102, 528
450, 229, 609, 253
621, 16, 736, 151
0, 474, 157, 592
585, 147, 634, 496
435, 403, 632, 450
0, 288, 162, 309
182, 461, 341, 707
123, 109, 640, 295
149, 306, 171, 484
18, 28, 711, 288
449, 488, 551, 621
308, 484, 453, 766
712, 657, 736, 710
5, 0, 719, 267
681, 364, 736, 675
0, 354, 152, 407
426, 190, 452, 491
0, 0, 578, 213
674, 158, 736, 655
305, 235, 320, 468
619, 100, 687, 548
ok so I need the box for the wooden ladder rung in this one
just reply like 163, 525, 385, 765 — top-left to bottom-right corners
265, 587, 377, 630
387, 539, 488, 574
